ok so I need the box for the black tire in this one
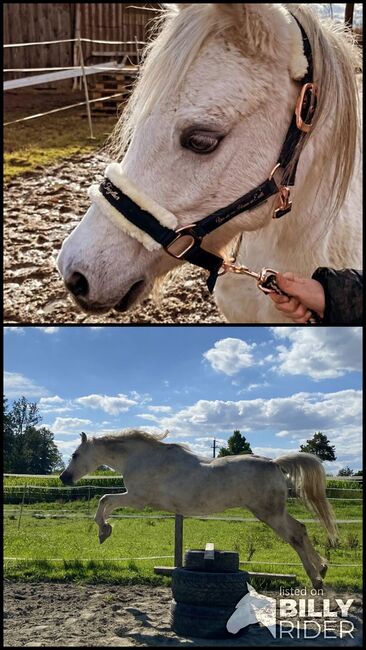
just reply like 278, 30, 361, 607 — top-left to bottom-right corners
170, 599, 236, 639
172, 567, 250, 607
184, 549, 239, 572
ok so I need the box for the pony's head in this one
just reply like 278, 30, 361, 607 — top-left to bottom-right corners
57, 3, 359, 314
60, 432, 98, 485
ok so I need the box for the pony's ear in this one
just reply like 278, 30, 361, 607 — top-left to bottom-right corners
213, 4, 308, 80
286, 13, 309, 80
80, 432, 87, 444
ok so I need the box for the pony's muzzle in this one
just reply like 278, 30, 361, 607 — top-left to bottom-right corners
59, 470, 74, 486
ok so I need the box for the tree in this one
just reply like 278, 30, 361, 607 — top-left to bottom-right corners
3, 396, 64, 474
300, 432, 336, 462
11, 396, 41, 435
3, 396, 15, 472
353, 470, 363, 477
22, 426, 64, 474
338, 467, 354, 477
218, 430, 252, 457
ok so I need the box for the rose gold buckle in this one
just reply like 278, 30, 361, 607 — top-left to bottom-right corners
295, 83, 318, 133
165, 224, 200, 259
273, 186, 292, 219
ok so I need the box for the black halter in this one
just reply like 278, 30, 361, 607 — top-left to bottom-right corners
98, 15, 317, 293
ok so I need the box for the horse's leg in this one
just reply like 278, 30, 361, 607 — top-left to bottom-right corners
260, 510, 327, 588
94, 492, 140, 544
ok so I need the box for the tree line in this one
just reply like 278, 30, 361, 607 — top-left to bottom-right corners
4, 396, 64, 474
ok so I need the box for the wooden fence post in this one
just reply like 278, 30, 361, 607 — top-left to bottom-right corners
78, 36, 95, 139
174, 514, 183, 567
17, 484, 27, 531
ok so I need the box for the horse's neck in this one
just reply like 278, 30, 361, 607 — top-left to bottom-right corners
96, 438, 154, 474
95, 440, 127, 473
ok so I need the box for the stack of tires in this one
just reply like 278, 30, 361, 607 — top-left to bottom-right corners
170, 549, 250, 639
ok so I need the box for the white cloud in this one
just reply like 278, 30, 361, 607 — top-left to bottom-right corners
38, 395, 74, 415
270, 327, 362, 380
238, 382, 270, 394
276, 430, 291, 438
35, 327, 60, 334
130, 391, 152, 404
75, 393, 137, 415
148, 405, 172, 413
136, 413, 159, 422
4, 327, 25, 335
4, 371, 49, 398
158, 391, 362, 443
51, 417, 93, 434
196, 436, 227, 445
54, 438, 81, 451
39, 396, 64, 406
203, 338, 256, 376
252, 446, 299, 459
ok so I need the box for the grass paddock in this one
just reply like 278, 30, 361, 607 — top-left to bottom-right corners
4, 497, 362, 591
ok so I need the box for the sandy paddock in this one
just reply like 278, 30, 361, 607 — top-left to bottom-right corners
3, 581, 362, 647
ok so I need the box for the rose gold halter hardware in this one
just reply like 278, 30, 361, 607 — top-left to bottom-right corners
219, 262, 321, 324
273, 185, 292, 219
164, 224, 200, 259
268, 163, 292, 219
295, 83, 318, 133
219, 262, 280, 294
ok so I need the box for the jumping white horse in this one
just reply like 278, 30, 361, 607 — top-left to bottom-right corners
60, 430, 337, 588
57, 4, 361, 323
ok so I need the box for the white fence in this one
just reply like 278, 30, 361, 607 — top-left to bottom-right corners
4, 36, 144, 136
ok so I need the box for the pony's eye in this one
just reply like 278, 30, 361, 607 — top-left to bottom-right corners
180, 129, 223, 154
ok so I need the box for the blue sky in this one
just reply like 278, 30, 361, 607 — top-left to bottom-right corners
4, 326, 362, 474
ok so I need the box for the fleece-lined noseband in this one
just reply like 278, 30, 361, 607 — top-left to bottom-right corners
88, 15, 317, 293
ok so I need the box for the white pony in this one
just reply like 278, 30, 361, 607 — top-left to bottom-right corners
57, 4, 361, 322
60, 430, 337, 589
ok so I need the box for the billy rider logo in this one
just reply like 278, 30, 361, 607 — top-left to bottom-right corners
226, 584, 355, 640
227, 584, 277, 637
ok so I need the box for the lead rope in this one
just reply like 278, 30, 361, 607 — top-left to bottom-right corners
220, 260, 322, 325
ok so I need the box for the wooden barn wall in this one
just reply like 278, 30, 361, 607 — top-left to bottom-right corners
78, 3, 156, 63
4, 3, 158, 82
3, 3, 74, 79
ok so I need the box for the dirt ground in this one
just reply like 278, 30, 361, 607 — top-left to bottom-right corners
3, 152, 224, 325
3, 581, 363, 647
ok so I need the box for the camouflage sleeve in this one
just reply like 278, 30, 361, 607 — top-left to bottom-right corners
311, 268, 363, 325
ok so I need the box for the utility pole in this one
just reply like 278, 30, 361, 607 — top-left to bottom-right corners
345, 3, 355, 29
212, 438, 217, 458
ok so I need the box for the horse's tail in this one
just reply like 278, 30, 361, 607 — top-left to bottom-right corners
273, 452, 338, 543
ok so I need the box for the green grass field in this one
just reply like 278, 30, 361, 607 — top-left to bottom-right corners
4, 491, 362, 590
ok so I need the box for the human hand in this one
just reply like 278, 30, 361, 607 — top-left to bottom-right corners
269, 272, 325, 323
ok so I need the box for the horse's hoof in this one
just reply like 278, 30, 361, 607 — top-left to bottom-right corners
319, 563, 328, 579
98, 523, 112, 544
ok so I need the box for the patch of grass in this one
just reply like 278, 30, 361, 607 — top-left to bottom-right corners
4, 96, 117, 181
3, 505, 362, 590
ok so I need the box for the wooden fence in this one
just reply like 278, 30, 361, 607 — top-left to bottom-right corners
3, 3, 157, 81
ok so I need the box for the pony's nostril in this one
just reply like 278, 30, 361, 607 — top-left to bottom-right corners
66, 272, 89, 298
